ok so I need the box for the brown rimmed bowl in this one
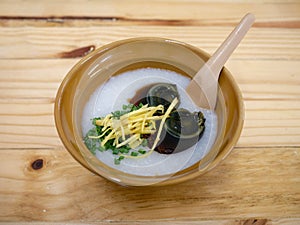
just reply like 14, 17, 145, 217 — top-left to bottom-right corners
54, 37, 244, 186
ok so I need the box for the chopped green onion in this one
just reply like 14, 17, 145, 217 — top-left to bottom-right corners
141, 139, 148, 147
84, 102, 163, 165
138, 149, 147, 154
112, 149, 119, 155
114, 158, 121, 165
130, 151, 139, 157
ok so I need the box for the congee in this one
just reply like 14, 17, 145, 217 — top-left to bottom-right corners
82, 67, 217, 176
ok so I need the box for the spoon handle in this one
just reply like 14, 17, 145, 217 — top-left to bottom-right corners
207, 13, 255, 77
186, 13, 255, 109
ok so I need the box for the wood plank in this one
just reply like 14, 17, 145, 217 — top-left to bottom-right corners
1, 218, 300, 225
0, 57, 299, 100
239, 100, 300, 147
0, 100, 62, 148
0, 148, 299, 221
0, 0, 299, 27
0, 27, 299, 60
226, 60, 300, 100
0, 59, 76, 99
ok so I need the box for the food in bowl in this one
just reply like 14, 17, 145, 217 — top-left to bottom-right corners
81, 67, 218, 176
54, 37, 244, 186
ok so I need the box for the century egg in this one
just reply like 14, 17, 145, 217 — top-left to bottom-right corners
81, 67, 218, 176
131, 83, 206, 154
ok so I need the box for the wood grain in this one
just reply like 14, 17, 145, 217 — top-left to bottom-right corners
226, 60, 300, 100
0, 58, 299, 100
0, 148, 299, 222
2, 219, 300, 225
0, 27, 299, 60
0, 0, 299, 27
0, 0, 299, 223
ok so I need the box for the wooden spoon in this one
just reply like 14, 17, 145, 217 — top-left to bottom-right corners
186, 13, 255, 109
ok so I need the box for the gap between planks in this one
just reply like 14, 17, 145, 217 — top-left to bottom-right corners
1, 218, 300, 225
0, 0, 299, 28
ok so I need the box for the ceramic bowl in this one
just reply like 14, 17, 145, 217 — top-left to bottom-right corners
54, 37, 244, 186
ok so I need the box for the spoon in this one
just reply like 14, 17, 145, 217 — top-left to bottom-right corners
186, 13, 255, 109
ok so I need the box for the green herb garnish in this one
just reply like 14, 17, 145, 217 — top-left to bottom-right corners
130, 151, 139, 157
83, 98, 178, 165
138, 149, 147, 154
84, 103, 151, 164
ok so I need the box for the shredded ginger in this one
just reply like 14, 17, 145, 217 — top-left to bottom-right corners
89, 98, 178, 159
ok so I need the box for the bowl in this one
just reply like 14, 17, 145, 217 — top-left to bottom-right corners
54, 37, 244, 186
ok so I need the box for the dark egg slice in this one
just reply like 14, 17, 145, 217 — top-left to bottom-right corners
146, 83, 180, 110
130, 82, 206, 154
154, 108, 205, 154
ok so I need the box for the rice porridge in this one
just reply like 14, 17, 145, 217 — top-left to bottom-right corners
82, 68, 217, 176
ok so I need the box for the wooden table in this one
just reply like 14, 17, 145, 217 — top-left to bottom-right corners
0, 1, 299, 224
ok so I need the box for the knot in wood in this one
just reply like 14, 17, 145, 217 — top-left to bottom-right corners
31, 159, 44, 170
